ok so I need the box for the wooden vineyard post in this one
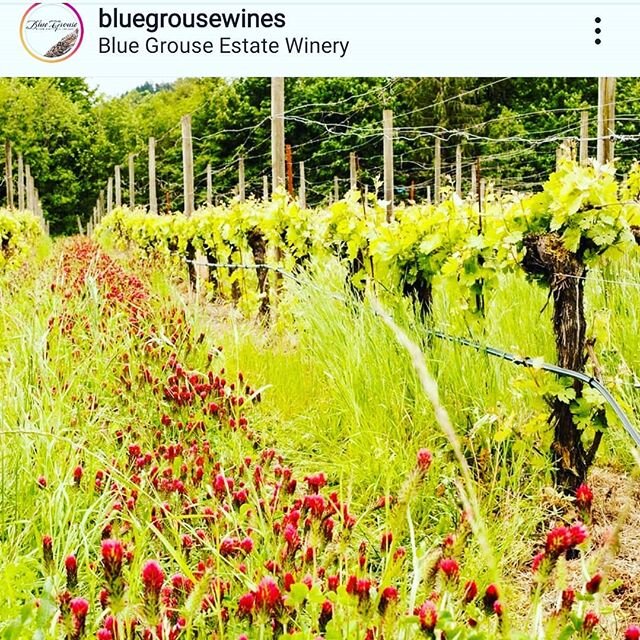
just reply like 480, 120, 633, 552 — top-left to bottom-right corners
350, 152, 357, 192
17, 153, 24, 211
299, 161, 306, 208
107, 177, 113, 214
434, 137, 442, 203
238, 157, 246, 202
25, 165, 33, 211
115, 165, 122, 208
334, 176, 340, 202
263, 175, 269, 201
181, 114, 197, 289
271, 77, 286, 295
5, 142, 14, 209
285, 144, 294, 197
383, 108, 394, 221
129, 153, 135, 208
206, 164, 213, 207
99, 191, 105, 221
580, 110, 589, 166
455, 144, 462, 198
597, 77, 616, 165
410, 181, 415, 202
426, 185, 432, 205
28, 176, 35, 213
149, 137, 158, 214
271, 77, 286, 192
471, 161, 478, 201
182, 114, 195, 217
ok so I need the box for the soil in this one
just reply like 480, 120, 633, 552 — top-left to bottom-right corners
512, 466, 640, 638
586, 466, 640, 636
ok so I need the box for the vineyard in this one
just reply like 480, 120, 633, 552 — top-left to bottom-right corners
3, 77, 640, 640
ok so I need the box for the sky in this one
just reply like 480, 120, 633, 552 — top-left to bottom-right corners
87, 76, 180, 97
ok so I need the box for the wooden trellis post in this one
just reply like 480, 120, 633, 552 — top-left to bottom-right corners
597, 77, 616, 165
129, 153, 135, 208
383, 109, 394, 220
149, 137, 158, 213
17, 154, 24, 211
271, 77, 285, 192
299, 161, 306, 208
115, 165, 122, 208
5, 142, 14, 209
182, 115, 195, 216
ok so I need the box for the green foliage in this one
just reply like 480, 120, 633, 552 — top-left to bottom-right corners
524, 161, 635, 264
0, 208, 43, 270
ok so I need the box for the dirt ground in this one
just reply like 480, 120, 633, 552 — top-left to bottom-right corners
512, 466, 640, 638
587, 466, 640, 636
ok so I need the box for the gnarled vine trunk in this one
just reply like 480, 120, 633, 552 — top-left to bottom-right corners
204, 249, 218, 294
185, 241, 197, 290
247, 230, 270, 318
402, 273, 433, 319
522, 233, 590, 492
347, 249, 366, 300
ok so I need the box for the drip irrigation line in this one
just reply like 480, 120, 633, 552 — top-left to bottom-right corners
428, 330, 640, 449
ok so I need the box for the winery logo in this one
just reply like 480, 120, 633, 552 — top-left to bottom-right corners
20, 3, 84, 63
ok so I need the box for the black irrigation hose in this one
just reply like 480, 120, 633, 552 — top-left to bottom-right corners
185, 257, 640, 449
430, 330, 640, 449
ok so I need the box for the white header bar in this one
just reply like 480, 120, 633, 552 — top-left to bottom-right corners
0, 2, 635, 76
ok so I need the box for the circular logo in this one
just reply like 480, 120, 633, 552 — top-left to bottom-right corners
20, 3, 84, 63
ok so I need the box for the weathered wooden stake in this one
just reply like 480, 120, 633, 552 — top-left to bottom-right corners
285, 144, 294, 197
434, 137, 442, 203
597, 77, 616, 165
383, 109, 394, 220
271, 77, 286, 192
128, 153, 135, 208
238, 157, 246, 202
115, 165, 122, 207
334, 176, 339, 202
28, 177, 35, 213
17, 154, 24, 211
5, 142, 14, 209
299, 161, 306, 208
149, 137, 158, 214
182, 115, 195, 216
349, 152, 357, 192
107, 177, 113, 214
206, 164, 213, 207
26, 167, 34, 212
471, 161, 478, 200
455, 144, 462, 197
579, 110, 589, 165
263, 175, 269, 201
